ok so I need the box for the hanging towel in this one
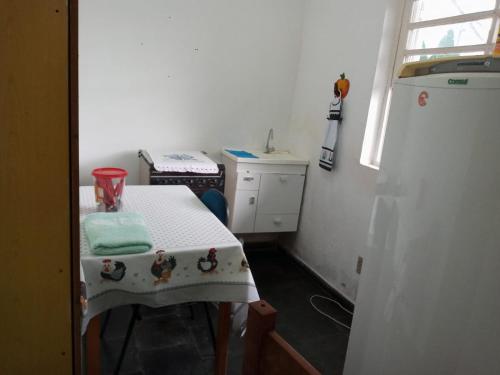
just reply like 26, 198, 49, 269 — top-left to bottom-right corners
84, 212, 153, 255
319, 97, 343, 171
319, 119, 339, 170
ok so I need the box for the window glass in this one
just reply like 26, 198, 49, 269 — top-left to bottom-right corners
407, 19, 493, 50
411, 0, 496, 22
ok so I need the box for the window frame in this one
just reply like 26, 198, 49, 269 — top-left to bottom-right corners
361, 0, 500, 170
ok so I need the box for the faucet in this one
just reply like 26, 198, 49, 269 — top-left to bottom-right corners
265, 128, 275, 154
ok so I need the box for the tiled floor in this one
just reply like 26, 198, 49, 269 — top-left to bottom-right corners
97, 248, 352, 374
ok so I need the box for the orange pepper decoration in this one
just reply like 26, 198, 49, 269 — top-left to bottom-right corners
334, 73, 350, 98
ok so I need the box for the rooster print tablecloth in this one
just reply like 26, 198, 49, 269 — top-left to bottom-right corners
80, 186, 259, 334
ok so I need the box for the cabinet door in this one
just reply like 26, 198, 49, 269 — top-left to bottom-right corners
230, 190, 258, 233
257, 174, 305, 214
255, 214, 299, 233
235, 172, 261, 190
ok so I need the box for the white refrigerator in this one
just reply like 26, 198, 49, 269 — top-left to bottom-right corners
344, 61, 500, 375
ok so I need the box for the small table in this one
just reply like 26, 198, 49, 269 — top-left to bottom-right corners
80, 186, 259, 374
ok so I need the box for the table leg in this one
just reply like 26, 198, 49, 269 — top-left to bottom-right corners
215, 302, 231, 375
87, 315, 101, 375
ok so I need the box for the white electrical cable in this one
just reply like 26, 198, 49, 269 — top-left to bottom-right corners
309, 295, 353, 330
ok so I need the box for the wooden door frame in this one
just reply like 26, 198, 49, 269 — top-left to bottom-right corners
2, 1, 75, 371
69, 0, 81, 373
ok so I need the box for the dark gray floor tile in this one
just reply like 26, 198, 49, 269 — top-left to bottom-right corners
138, 345, 203, 375
100, 305, 135, 340
190, 323, 215, 358
101, 335, 142, 374
190, 358, 214, 375
140, 304, 192, 321
227, 335, 245, 374
135, 317, 192, 350
99, 248, 350, 375
297, 335, 347, 375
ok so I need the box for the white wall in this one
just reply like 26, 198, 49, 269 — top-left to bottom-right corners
80, 0, 396, 303
79, 0, 305, 184
283, 0, 391, 302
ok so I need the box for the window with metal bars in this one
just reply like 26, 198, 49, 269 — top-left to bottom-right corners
361, 0, 500, 169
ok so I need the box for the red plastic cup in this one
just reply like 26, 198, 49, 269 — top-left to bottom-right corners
91, 167, 128, 211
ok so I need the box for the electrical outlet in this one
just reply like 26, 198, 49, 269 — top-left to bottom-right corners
356, 256, 364, 274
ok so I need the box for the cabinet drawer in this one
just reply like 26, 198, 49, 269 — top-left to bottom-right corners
236, 172, 261, 190
254, 214, 299, 233
229, 190, 259, 233
257, 174, 305, 214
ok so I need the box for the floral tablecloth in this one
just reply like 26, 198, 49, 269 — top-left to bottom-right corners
80, 185, 259, 333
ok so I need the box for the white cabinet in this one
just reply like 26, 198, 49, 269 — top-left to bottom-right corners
236, 172, 261, 190
254, 213, 300, 233
257, 174, 305, 214
222, 150, 308, 233
232, 190, 258, 233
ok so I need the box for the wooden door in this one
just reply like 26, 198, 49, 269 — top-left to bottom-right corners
0, 1, 75, 373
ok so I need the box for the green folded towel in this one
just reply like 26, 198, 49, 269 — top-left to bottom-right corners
84, 212, 153, 255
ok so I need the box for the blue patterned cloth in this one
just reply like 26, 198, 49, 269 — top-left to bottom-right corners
225, 150, 258, 158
